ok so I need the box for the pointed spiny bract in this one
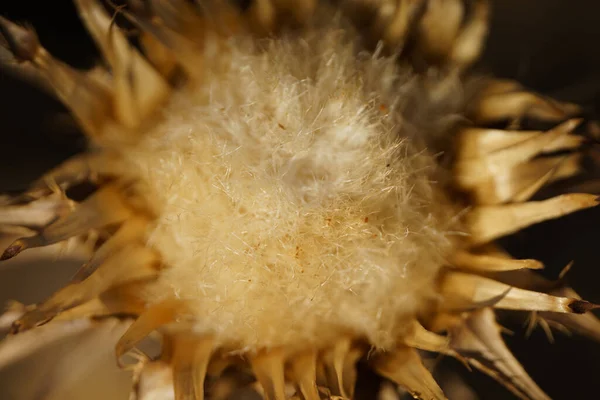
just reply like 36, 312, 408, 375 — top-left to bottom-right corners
509, 154, 583, 203
287, 351, 320, 400
49, 281, 153, 330
320, 337, 362, 398
338, 0, 488, 70
250, 349, 287, 400
0, 29, 54, 96
74, 0, 171, 130
457, 153, 582, 205
455, 118, 583, 204
449, 0, 489, 67
466, 193, 599, 244
1, 185, 134, 261
171, 333, 214, 400
440, 271, 597, 314
451, 250, 544, 272
416, 0, 464, 62
401, 320, 450, 353
456, 151, 583, 206
372, 346, 447, 400
118, 9, 205, 81
22, 152, 126, 200
51, 294, 141, 323
246, 0, 317, 32
71, 216, 150, 282
12, 245, 159, 332
457, 125, 583, 160
449, 308, 551, 400
0, 16, 115, 138
376, 0, 419, 46
120, 0, 235, 81
51, 298, 115, 323
470, 86, 581, 124
0, 151, 127, 208
251, 0, 322, 33
137, 26, 179, 78
0, 193, 73, 229
491, 268, 564, 293
506, 276, 600, 343
537, 287, 600, 343
116, 299, 188, 363
0, 16, 40, 62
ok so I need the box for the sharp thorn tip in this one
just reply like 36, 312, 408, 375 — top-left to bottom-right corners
568, 300, 599, 314
0, 241, 25, 261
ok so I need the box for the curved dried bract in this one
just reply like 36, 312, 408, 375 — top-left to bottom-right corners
339, 0, 488, 70
22, 152, 127, 200
439, 270, 598, 314
1, 185, 135, 261
251, 349, 287, 400
401, 320, 450, 354
71, 216, 150, 282
171, 333, 214, 400
115, 298, 187, 363
449, 308, 550, 400
466, 193, 599, 245
319, 338, 363, 399
0, 193, 72, 229
456, 125, 583, 160
12, 245, 159, 332
449, 0, 488, 67
0, 16, 114, 138
415, 0, 465, 65
115, 8, 205, 81
468, 82, 581, 125
506, 279, 600, 344
74, 0, 171, 130
539, 287, 600, 343
451, 250, 543, 272
0, 41, 54, 95
455, 119, 583, 204
372, 346, 447, 400
287, 351, 320, 400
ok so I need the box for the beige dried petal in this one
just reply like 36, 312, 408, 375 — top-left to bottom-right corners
450, 308, 550, 400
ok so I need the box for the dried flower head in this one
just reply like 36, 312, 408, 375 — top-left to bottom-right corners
0, 1, 599, 399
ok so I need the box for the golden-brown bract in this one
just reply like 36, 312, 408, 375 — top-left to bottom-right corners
0, 1, 599, 400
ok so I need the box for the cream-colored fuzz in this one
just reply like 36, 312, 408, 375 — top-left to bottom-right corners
125, 15, 458, 352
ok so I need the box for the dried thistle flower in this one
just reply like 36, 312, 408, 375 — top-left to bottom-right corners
0, 1, 599, 399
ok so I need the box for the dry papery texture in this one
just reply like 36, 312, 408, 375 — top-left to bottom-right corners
0, 1, 599, 400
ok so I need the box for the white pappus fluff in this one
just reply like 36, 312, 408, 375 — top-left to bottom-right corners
124, 13, 460, 352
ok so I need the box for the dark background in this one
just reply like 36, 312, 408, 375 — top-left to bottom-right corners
1, 1, 600, 399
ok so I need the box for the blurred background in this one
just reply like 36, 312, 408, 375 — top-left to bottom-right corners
1, 0, 600, 399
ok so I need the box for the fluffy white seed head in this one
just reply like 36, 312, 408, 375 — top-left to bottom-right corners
124, 15, 460, 352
